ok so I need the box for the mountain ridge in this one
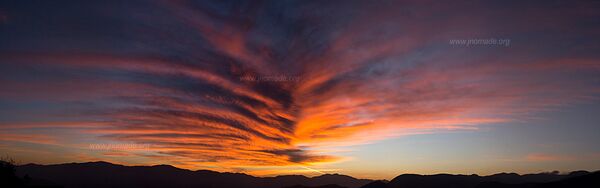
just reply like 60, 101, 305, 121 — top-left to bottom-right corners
15, 161, 372, 188
10, 161, 599, 188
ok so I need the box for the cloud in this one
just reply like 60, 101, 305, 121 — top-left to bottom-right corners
526, 153, 575, 162
258, 149, 338, 164
0, 0, 599, 174
0, 133, 58, 145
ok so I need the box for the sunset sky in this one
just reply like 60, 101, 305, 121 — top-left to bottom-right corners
1, 0, 600, 180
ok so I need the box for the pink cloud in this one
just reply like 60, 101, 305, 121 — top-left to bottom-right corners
526, 153, 575, 162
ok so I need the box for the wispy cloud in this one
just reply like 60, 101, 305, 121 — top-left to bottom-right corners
0, 0, 599, 175
525, 153, 575, 162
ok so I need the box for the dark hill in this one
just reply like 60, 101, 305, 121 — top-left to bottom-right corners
359, 180, 388, 188
5, 160, 599, 188
360, 171, 598, 188
14, 161, 372, 188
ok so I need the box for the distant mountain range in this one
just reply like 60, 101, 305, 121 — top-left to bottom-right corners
14, 161, 371, 188
361, 171, 599, 188
7, 161, 599, 188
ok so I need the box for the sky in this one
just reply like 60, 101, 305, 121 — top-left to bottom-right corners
1, 0, 600, 180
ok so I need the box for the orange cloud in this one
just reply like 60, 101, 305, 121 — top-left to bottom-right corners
526, 153, 575, 162
0, 132, 58, 145
1, 0, 599, 176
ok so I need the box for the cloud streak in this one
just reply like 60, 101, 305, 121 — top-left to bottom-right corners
1, 0, 599, 174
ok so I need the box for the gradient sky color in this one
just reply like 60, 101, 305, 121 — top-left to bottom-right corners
1, 0, 600, 180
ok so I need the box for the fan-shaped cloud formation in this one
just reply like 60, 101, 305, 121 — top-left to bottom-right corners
1, 0, 599, 173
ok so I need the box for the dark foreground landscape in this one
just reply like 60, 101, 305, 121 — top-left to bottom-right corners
2, 160, 598, 188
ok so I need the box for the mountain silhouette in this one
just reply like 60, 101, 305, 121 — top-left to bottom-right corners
360, 171, 599, 188
4, 160, 598, 188
359, 181, 388, 188
13, 161, 371, 188
474, 171, 600, 188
